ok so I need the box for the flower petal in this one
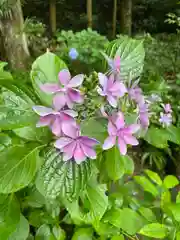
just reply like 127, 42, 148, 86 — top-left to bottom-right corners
74, 143, 87, 164
108, 121, 117, 136
98, 73, 108, 88
124, 124, 140, 134
33, 106, 54, 116
62, 123, 78, 138
81, 144, 97, 159
53, 93, 66, 110
107, 95, 117, 108
103, 136, 116, 150
58, 69, 71, 86
68, 74, 84, 87
110, 82, 127, 97
62, 109, 78, 118
97, 87, 105, 96
80, 136, 99, 147
114, 56, 121, 70
118, 137, 127, 155
66, 96, 74, 109
36, 116, 53, 127
63, 141, 77, 160
123, 134, 139, 146
40, 83, 60, 93
112, 112, 125, 129
51, 117, 62, 136
54, 137, 73, 149
68, 89, 84, 103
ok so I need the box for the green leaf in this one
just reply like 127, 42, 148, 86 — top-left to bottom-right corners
123, 155, 134, 175
134, 176, 159, 197
176, 192, 180, 203
111, 236, 124, 240
0, 106, 37, 130
138, 207, 157, 222
0, 144, 42, 193
0, 194, 20, 239
103, 208, 122, 227
31, 52, 67, 105
166, 125, 180, 145
168, 203, 180, 222
36, 147, 92, 200
163, 175, 179, 189
0, 133, 11, 152
106, 36, 145, 79
9, 215, 29, 240
85, 181, 108, 223
176, 231, 180, 240
144, 127, 169, 148
145, 170, 162, 185
71, 228, 93, 240
139, 223, 168, 239
118, 208, 145, 235
81, 117, 107, 143
52, 225, 66, 240
105, 146, 125, 181
35, 224, 55, 240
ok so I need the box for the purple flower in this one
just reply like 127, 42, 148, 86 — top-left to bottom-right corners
69, 48, 79, 60
108, 56, 121, 73
159, 112, 172, 127
103, 112, 140, 155
163, 103, 172, 113
138, 102, 149, 129
33, 105, 77, 136
97, 73, 127, 107
54, 125, 99, 164
40, 69, 84, 109
128, 86, 144, 105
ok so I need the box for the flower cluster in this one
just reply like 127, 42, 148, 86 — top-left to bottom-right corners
33, 69, 99, 164
159, 103, 172, 127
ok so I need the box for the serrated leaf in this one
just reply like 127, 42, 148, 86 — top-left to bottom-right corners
163, 175, 179, 189
31, 52, 67, 105
9, 215, 29, 240
145, 170, 162, 185
105, 146, 125, 180
36, 147, 92, 200
134, 176, 159, 197
144, 127, 169, 148
139, 223, 168, 238
0, 144, 42, 193
0, 194, 20, 239
106, 36, 145, 79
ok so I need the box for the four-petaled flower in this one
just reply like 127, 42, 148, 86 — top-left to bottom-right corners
54, 125, 99, 164
159, 112, 172, 127
40, 69, 84, 109
33, 105, 77, 136
97, 73, 127, 107
103, 112, 140, 155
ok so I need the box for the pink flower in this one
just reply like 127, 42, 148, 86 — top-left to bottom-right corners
108, 56, 121, 73
54, 125, 99, 164
40, 69, 84, 109
103, 112, 140, 155
163, 103, 172, 113
138, 102, 149, 129
128, 86, 144, 105
97, 73, 127, 107
33, 105, 77, 136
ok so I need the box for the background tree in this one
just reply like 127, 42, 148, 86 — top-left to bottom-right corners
49, 0, 56, 34
0, 0, 30, 69
112, 0, 117, 38
120, 0, 132, 35
87, 0, 92, 28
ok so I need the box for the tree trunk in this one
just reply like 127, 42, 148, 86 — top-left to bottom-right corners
0, 0, 30, 70
87, 0, 92, 28
120, 0, 132, 36
49, 0, 56, 34
112, 0, 117, 38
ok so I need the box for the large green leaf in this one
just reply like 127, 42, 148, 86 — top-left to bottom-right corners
168, 203, 180, 222
85, 181, 108, 223
31, 52, 67, 105
145, 170, 162, 186
0, 144, 42, 193
166, 125, 180, 145
36, 147, 92, 200
9, 215, 29, 240
105, 146, 125, 181
163, 175, 179, 189
144, 127, 169, 148
71, 228, 93, 240
0, 133, 11, 152
106, 36, 145, 79
139, 223, 168, 239
0, 194, 20, 239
